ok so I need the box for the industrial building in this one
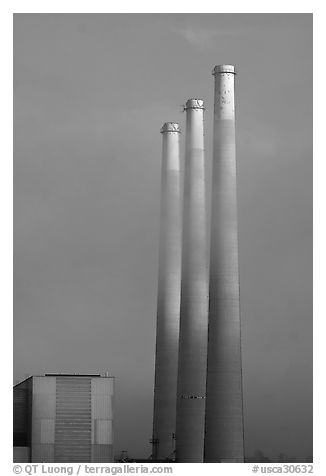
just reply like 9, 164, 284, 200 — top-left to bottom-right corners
13, 373, 114, 463
13, 64, 243, 465
152, 65, 244, 462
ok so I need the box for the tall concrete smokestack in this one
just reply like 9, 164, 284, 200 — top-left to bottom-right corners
152, 122, 182, 461
176, 99, 209, 463
204, 65, 244, 462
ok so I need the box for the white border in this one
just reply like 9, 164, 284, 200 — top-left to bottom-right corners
2, 3, 320, 474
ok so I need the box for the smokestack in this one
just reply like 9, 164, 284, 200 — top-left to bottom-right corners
176, 99, 209, 462
152, 122, 182, 460
204, 65, 244, 462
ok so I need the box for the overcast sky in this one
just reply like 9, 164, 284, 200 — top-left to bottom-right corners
13, 13, 312, 461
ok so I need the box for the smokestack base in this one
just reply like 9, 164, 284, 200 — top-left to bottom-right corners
212, 64, 236, 75
160, 122, 181, 133
184, 99, 205, 110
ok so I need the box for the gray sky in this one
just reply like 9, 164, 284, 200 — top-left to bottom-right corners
13, 13, 312, 461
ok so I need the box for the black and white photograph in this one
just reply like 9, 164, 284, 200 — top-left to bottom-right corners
12, 10, 313, 469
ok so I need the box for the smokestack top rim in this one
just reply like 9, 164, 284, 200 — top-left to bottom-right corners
160, 122, 181, 133
184, 98, 205, 110
213, 64, 236, 75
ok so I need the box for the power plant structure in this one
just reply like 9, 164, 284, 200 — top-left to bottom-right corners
176, 99, 209, 463
13, 373, 114, 463
152, 122, 182, 461
152, 65, 244, 463
204, 65, 244, 463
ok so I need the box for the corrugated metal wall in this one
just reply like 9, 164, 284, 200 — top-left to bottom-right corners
91, 377, 114, 462
13, 447, 30, 462
16, 375, 114, 463
55, 376, 92, 462
13, 385, 28, 446
32, 377, 56, 462
13, 378, 32, 451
